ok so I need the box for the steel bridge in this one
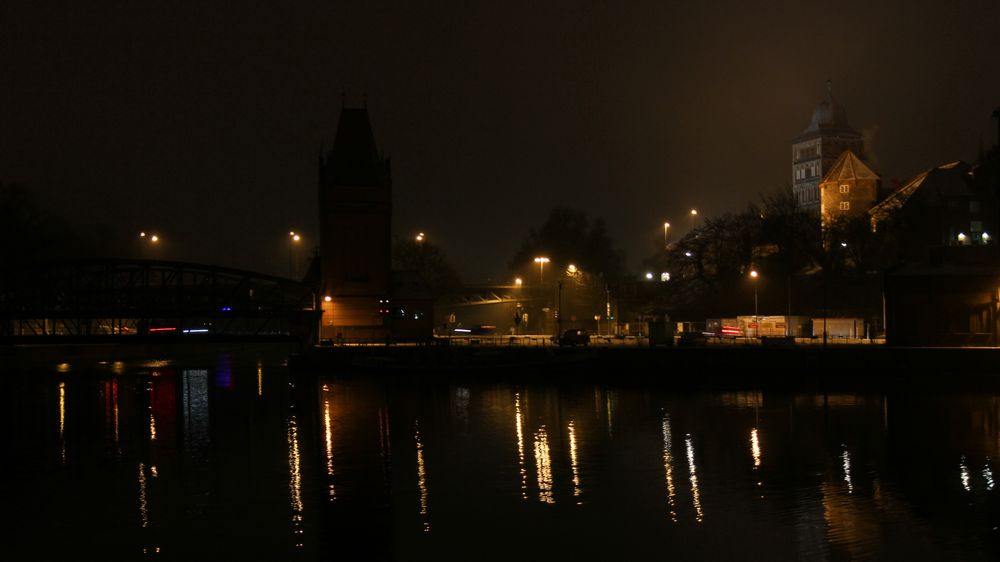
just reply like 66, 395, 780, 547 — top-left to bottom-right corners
0, 259, 318, 343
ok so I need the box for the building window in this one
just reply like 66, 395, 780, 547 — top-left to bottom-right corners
839, 184, 850, 194
839, 201, 850, 211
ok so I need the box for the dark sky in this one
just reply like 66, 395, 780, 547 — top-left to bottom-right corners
2, 1, 999, 280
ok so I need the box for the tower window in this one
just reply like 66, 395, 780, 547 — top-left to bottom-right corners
839, 184, 850, 194
839, 201, 850, 211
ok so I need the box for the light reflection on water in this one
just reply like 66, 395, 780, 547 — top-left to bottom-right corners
10, 355, 1000, 560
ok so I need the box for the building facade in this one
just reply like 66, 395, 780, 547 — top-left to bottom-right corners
318, 106, 393, 340
868, 161, 997, 260
792, 83, 865, 214
819, 149, 879, 227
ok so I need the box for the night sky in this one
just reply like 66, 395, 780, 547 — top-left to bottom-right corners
2, 1, 998, 280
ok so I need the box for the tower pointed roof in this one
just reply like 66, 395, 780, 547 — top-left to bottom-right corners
324, 106, 386, 187
821, 149, 878, 183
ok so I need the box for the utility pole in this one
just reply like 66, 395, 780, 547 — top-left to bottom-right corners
557, 281, 563, 336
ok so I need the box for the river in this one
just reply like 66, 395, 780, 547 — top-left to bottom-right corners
5, 350, 1000, 560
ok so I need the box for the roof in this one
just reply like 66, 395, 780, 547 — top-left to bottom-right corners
794, 82, 861, 141
820, 149, 879, 183
323, 106, 387, 187
868, 161, 970, 221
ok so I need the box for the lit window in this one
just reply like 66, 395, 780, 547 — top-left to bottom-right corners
839, 184, 850, 194
839, 201, 850, 211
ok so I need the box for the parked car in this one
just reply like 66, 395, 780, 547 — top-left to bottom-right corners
552, 329, 591, 347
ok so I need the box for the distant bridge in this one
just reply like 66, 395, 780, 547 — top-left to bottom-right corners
442, 283, 554, 308
0, 259, 318, 343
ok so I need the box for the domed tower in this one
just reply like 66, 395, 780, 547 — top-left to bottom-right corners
792, 82, 865, 215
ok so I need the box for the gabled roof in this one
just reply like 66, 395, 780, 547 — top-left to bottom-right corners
820, 149, 879, 183
868, 161, 970, 222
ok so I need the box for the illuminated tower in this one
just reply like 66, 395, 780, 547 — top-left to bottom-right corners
792, 82, 865, 215
818, 149, 879, 227
318, 105, 392, 340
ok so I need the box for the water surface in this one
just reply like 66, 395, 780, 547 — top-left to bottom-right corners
5, 352, 1000, 560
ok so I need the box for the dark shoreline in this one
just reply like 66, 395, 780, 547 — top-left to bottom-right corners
5, 343, 1000, 391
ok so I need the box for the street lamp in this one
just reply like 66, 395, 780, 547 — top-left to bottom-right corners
138, 231, 159, 259
514, 277, 523, 287
663, 222, 671, 247
645, 272, 654, 280
534, 257, 550, 283
690, 209, 698, 232
750, 270, 759, 338
288, 231, 301, 278
416, 232, 425, 243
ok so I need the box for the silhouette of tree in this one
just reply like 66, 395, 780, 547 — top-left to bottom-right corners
509, 208, 625, 278
392, 236, 461, 294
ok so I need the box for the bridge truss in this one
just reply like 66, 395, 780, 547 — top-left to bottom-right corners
1, 259, 318, 341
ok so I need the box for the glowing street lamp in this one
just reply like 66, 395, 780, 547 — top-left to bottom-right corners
690, 209, 698, 232
150, 235, 159, 243
534, 257, 550, 283
514, 277, 523, 287
645, 272, 654, 280
750, 270, 759, 338
957, 232, 967, 244
288, 231, 301, 278
663, 222, 671, 247
416, 232, 425, 243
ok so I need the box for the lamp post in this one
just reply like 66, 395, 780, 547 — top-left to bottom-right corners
288, 231, 301, 278
689, 209, 698, 232
534, 257, 550, 283
663, 222, 671, 248
750, 270, 759, 338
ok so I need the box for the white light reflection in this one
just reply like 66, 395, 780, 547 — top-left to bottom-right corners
378, 406, 391, 461
568, 420, 582, 502
112, 379, 120, 446
960, 456, 971, 492
842, 447, 854, 494
985, 458, 995, 491
257, 364, 263, 397
58, 382, 66, 464
750, 428, 762, 468
415, 423, 430, 532
514, 392, 527, 499
148, 382, 157, 443
138, 462, 149, 528
287, 413, 304, 547
322, 387, 336, 500
685, 434, 703, 522
662, 413, 678, 521
534, 426, 555, 504
606, 392, 614, 437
